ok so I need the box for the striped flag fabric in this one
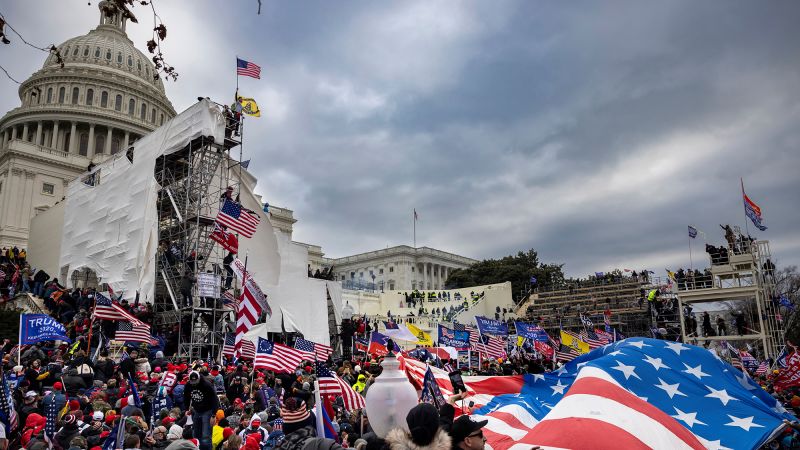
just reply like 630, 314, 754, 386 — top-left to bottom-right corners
595, 328, 614, 342
94, 292, 138, 321
234, 269, 269, 358
515, 366, 705, 450
222, 333, 255, 360
115, 320, 155, 344
555, 344, 579, 362
254, 338, 304, 373
730, 351, 744, 371
0, 368, 18, 434
217, 198, 260, 238
475, 334, 506, 359
315, 361, 365, 410
222, 290, 239, 310
236, 57, 261, 79
295, 338, 333, 361
579, 329, 607, 349
755, 361, 768, 376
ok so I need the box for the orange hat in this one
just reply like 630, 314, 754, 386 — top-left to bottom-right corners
216, 410, 225, 422
791, 396, 800, 408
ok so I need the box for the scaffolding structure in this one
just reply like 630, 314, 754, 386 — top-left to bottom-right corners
676, 236, 784, 360
152, 118, 243, 360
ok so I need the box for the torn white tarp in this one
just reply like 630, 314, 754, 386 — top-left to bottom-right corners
57, 99, 283, 302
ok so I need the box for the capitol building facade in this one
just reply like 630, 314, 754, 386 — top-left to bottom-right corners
0, 2, 176, 248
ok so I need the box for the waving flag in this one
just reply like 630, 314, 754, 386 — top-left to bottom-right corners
420, 366, 446, 408
295, 338, 333, 361
222, 333, 255, 360
20, 313, 72, 344
94, 292, 138, 321
466, 338, 794, 450
688, 225, 698, 238
368, 332, 400, 356
116, 320, 155, 344
236, 58, 261, 79
0, 368, 18, 434
316, 361, 365, 410
254, 338, 304, 373
210, 221, 238, 253
742, 179, 767, 231
217, 198, 260, 238
354, 337, 368, 353
755, 361, 769, 376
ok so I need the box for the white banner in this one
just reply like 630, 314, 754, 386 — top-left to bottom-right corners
197, 272, 221, 298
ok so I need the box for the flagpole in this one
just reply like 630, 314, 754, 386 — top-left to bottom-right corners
688, 232, 693, 271
413, 209, 416, 248
86, 295, 96, 354
18, 313, 23, 363
740, 178, 751, 237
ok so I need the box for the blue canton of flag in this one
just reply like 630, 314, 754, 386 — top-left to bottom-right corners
777, 347, 790, 369
473, 338, 794, 450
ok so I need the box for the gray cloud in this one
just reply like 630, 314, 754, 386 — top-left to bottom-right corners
2, 0, 798, 278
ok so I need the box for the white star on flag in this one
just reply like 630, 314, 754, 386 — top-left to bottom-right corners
626, 340, 651, 349
672, 407, 707, 428
664, 341, 690, 355
704, 386, 737, 406
611, 361, 641, 380
682, 363, 710, 380
655, 378, 687, 399
643, 355, 668, 371
724, 415, 764, 432
550, 380, 567, 395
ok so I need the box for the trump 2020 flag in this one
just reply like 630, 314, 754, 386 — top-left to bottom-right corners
742, 179, 767, 231
20, 314, 72, 344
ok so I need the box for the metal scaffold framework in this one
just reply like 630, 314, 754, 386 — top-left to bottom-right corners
153, 115, 244, 360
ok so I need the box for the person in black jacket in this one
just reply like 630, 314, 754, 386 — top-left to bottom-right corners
55, 414, 81, 450
183, 371, 220, 450
120, 350, 138, 380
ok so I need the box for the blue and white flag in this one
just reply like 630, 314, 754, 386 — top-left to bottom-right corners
475, 316, 509, 337
515, 322, 550, 342
777, 347, 790, 369
19, 314, 72, 344
688, 225, 698, 238
438, 325, 470, 349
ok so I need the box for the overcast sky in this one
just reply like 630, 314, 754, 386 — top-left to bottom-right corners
1, 1, 798, 278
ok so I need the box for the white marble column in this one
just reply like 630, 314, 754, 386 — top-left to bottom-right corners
105, 127, 112, 154
22, 123, 29, 142
2, 129, 8, 148
123, 131, 129, 151
22, 171, 36, 228
68, 122, 77, 154
10, 126, 17, 140
422, 262, 427, 290
87, 124, 95, 158
52, 121, 60, 149
8, 168, 23, 227
35, 121, 42, 146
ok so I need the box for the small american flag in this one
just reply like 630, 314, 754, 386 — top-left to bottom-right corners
116, 321, 155, 344
94, 292, 138, 322
217, 199, 260, 238
0, 368, 18, 434
295, 338, 333, 361
236, 57, 261, 79
222, 333, 255, 360
254, 338, 305, 373
579, 329, 606, 349
555, 343, 579, 362
315, 361, 365, 410
755, 360, 768, 376
222, 291, 239, 310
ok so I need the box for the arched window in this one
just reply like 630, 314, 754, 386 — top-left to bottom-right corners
95, 134, 106, 155
47, 88, 53, 103
151, 108, 156, 123
145, 67, 150, 79
114, 94, 122, 111
58, 87, 66, 103
95, 47, 101, 58
72, 47, 79, 56
106, 49, 112, 60
127, 55, 133, 67
83, 46, 89, 57
111, 137, 121, 154
137, 60, 142, 71
79, 133, 89, 156
117, 52, 123, 64
86, 89, 94, 106
71, 87, 79, 104
128, 98, 135, 115
140, 103, 147, 120
101, 91, 108, 108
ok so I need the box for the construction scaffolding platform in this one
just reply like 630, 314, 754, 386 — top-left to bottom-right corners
152, 120, 244, 359
676, 235, 784, 360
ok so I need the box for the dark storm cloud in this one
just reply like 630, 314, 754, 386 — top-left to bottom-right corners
2, 1, 798, 277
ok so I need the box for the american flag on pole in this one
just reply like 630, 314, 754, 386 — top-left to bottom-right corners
755, 360, 768, 376
115, 320, 155, 344
209, 221, 238, 253
315, 361, 365, 410
222, 333, 255, 360
217, 198, 260, 238
236, 57, 261, 79
0, 368, 18, 434
254, 338, 305, 373
475, 334, 506, 359
295, 338, 333, 361
222, 290, 239, 310
234, 267, 270, 358
94, 292, 138, 322
579, 329, 607, 349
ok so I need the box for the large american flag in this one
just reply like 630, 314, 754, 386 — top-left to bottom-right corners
254, 338, 304, 373
0, 368, 18, 434
236, 58, 261, 79
222, 333, 255, 360
217, 198, 260, 238
116, 321, 155, 344
235, 271, 270, 358
315, 361, 365, 410
295, 338, 333, 361
94, 293, 138, 322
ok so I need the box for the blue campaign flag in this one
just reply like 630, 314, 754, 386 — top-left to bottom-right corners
151, 393, 173, 426
529, 276, 537, 285
473, 338, 794, 450
420, 366, 446, 408
475, 316, 509, 337
688, 225, 698, 238
438, 325, 470, 349
20, 314, 72, 344
780, 296, 795, 311
515, 322, 549, 342
595, 272, 605, 278
777, 347, 789, 369
127, 373, 142, 408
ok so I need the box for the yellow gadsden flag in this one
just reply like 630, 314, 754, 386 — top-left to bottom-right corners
560, 330, 590, 354
407, 323, 434, 346
235, 96, 261, 117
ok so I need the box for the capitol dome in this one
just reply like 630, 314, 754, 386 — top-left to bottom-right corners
0, 1, 177, 247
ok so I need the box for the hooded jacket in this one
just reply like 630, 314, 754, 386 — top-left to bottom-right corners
238, 416, 268, 445
22, 413, 46, 447
385, 428, 452, 450
351, 375, 366, 393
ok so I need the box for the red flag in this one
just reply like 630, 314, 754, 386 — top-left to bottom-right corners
775, 352, 800, 389
210, 221, 238, 253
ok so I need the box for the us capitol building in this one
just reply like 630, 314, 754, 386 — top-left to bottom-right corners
0, 1, 176, 248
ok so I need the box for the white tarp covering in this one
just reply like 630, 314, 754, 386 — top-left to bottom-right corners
59, 99, 281, 301
326, 280, 343, 325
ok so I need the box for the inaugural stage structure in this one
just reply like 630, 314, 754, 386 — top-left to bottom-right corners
676, 232, 784, 360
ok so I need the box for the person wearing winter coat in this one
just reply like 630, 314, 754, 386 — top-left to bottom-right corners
238, 416, 268, 447
54, 414, 81, 450
21, 413, 46, 447
386, 404, 452, 450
